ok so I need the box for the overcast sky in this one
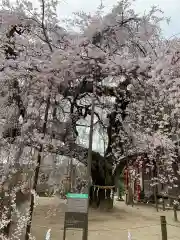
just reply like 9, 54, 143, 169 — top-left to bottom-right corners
57, 0, 180, 38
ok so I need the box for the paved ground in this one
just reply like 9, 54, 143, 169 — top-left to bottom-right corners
31, 197, 180, 240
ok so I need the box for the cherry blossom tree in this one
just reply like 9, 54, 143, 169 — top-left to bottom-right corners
0, 0, 179, 238
126, 38, 180, 196
64, 0, 180, 205
0, 1, 74, 238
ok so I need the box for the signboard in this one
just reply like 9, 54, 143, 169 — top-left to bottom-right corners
66, 193, 88, 213
66, 193, 88, 198
64, 212, 88, 229
63, 193, 89, 240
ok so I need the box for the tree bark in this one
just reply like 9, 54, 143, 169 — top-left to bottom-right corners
25, 92, 51, 240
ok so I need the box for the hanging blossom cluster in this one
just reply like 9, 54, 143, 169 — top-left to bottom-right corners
124, 39, 180, 187
0, 0, 82, 238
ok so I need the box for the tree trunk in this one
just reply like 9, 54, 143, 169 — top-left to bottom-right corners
0, 188, 11, 238
90, 160, 114, 210
9, 192, 31, 240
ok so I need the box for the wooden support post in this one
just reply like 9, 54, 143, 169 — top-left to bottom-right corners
160, 216, 167, 240
154, 186, 158, 212
131, 183, 134, 207
125, 190, 128, 205
162, 197, 165, 211
173, 204, 178, 222
131, 195, 134, 207
116, 168, 120, 201
125, 169, 128, 205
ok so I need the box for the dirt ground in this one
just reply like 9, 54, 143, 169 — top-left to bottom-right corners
31, 197, 180, 240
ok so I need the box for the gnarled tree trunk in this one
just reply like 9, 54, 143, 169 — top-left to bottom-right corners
90, 150, 115, 210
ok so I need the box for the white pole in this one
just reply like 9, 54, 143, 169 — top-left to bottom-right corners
128, 230, 132, 240
45, 229, 51, 240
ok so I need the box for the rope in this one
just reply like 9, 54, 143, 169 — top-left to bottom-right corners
92, 185, 115, 189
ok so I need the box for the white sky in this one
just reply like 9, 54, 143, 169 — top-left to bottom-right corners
57, 0, 180, 38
